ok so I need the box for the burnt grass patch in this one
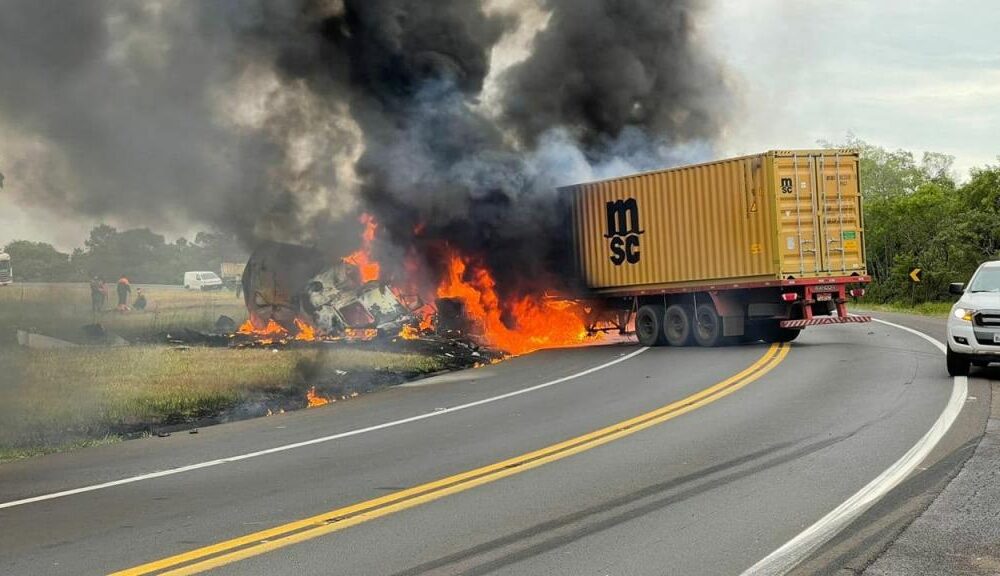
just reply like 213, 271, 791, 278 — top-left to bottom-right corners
0, 336, 499, 462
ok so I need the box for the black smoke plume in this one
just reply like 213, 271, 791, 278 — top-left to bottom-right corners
0, 0, 731, 295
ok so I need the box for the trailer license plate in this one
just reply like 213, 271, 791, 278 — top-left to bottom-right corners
816, 293, 833, 302
994, 333, 1000, 344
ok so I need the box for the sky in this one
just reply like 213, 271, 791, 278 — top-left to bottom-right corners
1, 0, 998, 252
704, 0, 1000, 174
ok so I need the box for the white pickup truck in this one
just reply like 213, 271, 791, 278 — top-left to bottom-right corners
947, 260, 1000, 375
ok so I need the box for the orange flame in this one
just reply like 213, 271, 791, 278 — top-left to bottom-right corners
294, 318, 316, 341
343, 213, 381, 283
418, 312, 435, 332
344, 328, 378, 340
237, 317, 321, 344
238, 318, 290, 342
398, 324, 421, 340
306, 386, 330, 408
435, 250, 595, 355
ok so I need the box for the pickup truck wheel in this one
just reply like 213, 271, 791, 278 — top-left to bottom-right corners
663, 305, 693, 346
947, 347, 970, 376
693, 303, 724, 347
636, 305, 667, 346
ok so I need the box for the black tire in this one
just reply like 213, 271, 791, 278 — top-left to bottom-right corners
636, 305, 667, 347
693, 303, 724, 347
761, 321, 801, 343
947, 347, 970, 376
663, 304, 693, 347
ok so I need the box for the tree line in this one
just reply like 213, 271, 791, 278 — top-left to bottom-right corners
834, 137, 1000, 303
2, 226, 244, 285
4, 138, 999, 302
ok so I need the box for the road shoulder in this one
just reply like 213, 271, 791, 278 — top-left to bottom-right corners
790, 310, 993, 575
864, 376, 1000, 575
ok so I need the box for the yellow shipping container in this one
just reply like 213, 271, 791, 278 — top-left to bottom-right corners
563, 150, 867, 294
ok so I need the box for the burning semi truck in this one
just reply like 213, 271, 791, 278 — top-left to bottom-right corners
241, 149, 870, 351
563, 149, 871, 347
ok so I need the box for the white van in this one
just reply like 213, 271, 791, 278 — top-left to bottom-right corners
184, 271, 224, 291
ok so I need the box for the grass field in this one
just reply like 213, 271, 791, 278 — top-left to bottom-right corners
855, 300, 953, 317
0, 284, 446, 462
0, 283, 248, 345
0, 345, 444, 462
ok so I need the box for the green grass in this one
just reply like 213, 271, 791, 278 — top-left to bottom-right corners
0, 284, 446, 462
0, 283, 248, 345
855, 300, 953, 317
0, 345, 444, 461
0, 436, 123, 465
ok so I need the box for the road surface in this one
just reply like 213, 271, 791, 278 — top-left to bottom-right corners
0, 315, 982, 575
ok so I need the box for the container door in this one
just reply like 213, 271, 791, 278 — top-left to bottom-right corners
815, 153, 864, 274
775, 153, 823, 276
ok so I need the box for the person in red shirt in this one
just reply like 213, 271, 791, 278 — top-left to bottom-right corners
116, 276, 131, 311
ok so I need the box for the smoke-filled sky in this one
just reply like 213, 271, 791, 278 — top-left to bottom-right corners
1, 0, 998, 254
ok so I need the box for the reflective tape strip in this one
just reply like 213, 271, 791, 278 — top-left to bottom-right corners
780, 315, 872, 328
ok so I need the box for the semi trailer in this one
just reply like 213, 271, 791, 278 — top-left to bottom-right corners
562, 149, 871, 347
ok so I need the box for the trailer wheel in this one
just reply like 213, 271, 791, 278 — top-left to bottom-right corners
693, 303, 724, 347
663, 305, 693, 347
636, 305, 667, 346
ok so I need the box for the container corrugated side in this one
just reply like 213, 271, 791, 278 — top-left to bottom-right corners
566, 154, 780, 292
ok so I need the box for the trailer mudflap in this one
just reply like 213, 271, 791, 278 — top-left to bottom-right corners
780, 315, 871, 329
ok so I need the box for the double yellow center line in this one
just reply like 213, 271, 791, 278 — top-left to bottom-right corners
112, 342, 790, 576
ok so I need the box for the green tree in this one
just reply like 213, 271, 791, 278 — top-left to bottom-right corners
71, 225, 237, 284
2, 241, 76, 282
819, 137, 999, 303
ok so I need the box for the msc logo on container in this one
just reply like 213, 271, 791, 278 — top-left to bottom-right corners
604, 198, 644, 265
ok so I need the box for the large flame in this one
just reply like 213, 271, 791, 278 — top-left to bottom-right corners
435, 250, 595, 355
342, 213, 381, 283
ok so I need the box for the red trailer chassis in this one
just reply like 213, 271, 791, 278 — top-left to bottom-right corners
579, 275, 871, 339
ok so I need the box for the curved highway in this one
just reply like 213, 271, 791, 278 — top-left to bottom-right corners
0, 317, 969, 575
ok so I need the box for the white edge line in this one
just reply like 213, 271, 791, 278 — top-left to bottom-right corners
741, 317, 968, 576
0, 347, 650, 510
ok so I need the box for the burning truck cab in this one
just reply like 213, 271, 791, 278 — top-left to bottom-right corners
303, 265, 409, 336
241, 242, 413, 339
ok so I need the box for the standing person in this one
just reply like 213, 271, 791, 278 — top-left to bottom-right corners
134, 287, 147, 310
90, 276, 104, 312
116, 276, 131, 311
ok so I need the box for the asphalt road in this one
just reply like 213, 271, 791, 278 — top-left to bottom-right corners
0, 316, 973, 575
